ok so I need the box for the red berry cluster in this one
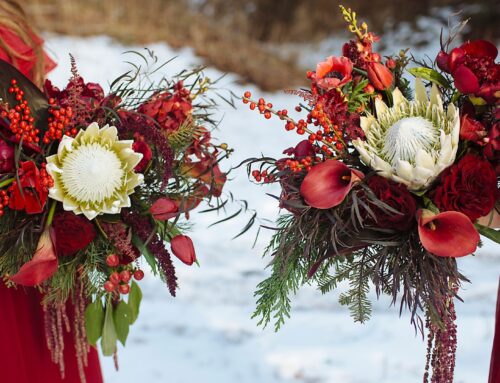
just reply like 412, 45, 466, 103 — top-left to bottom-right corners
43, 98, 75, 144
103, 254, 144, 295
0, 190, 10, 217
251, 169, 274, 183
0, 79, 39, 143
39, 163, 55, 193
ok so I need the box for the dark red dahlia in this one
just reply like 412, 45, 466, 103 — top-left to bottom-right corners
52, 212, 96, 256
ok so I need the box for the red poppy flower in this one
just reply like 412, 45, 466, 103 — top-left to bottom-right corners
8, 161, 49, 214
314, 56, 353, 90
170, 235, 197, 266
300, 160, 363, 209
417, 209, 479, 257
443, 40, 499, 102
10, 227, 58, 286
367, 62, 393, 90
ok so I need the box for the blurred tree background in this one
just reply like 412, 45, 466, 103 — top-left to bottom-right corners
22, 0, 499, 90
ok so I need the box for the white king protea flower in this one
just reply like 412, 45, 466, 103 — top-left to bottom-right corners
352, 79, 459, 191
46, 122, 144, 220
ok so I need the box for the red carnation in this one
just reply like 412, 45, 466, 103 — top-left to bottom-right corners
52, 212, 97, 256
431, 154, 499, 221
313, 56, 353, 91
366, 175, 417, 231
8, 161, 50, 214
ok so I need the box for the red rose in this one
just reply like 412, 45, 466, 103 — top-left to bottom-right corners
52, 211, 96, 256
8, 161, 50, 214
0, 139, 14, 173
313, 56, 353, 90
431, 154, 499, 221
366, 175, 417, 231
132, 140, 152, 172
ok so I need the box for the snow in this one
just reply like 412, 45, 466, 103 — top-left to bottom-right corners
44, 35, 498, 383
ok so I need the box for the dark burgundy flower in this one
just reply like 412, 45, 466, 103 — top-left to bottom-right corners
132, 140, 152, 172
444, 40, 499, 102
52, 211, 96, 256
8, 161, 49, 214
366, 175, 417, 231
431, 154, 499, 221
0, 139, 14, 173
313, 56, 353, 90
283, 140, 315, 159
367, 62, 393, 90
170, 235, 197, 266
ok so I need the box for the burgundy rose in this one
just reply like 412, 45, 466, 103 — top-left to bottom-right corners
0, 139, 14, 173
313, 56, 353, 90
431, 154, 499, 221
366, 175, 417, 231
52, 211, 96, 256
8, 161, 50, 214
132, 140, 152, 172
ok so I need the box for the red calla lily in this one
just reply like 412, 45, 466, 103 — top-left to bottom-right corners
10, 227, 58, 286
150, 198, 179, 220
417, 209, 479, 257
300, 160, 363, 209
171, 235, 197, 266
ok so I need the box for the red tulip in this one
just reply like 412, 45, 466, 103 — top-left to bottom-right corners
10, 227, 58, 286
314, 56, 353, 90
417, 209, 479, 257
0, 139, 14, 173
150, 198, 179, 220
170, 235, 196, 266
367, 62, 393, 90
300, 160, 363, 209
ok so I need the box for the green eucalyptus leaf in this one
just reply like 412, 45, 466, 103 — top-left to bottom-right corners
407, 67, 451, 89
132, 235, 158, 275
84, 299, 105, 346
475, 224, 500, 244
101, 301, 118, 356
114, 300, 133, 346
128, 281, 143, 324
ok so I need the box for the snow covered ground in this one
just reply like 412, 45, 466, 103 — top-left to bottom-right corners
45, 35, 498, 383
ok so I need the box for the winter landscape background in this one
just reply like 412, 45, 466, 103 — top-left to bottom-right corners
43, 29, 498, 383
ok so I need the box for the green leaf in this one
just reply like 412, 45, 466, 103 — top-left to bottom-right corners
101, 300, 118, 356
128, 281, 142, 324
84, 299, 105, 346
475, 224, 500, 244
132, 235, 158, 275
407, 67, 451, 89
113, 300, 133, 346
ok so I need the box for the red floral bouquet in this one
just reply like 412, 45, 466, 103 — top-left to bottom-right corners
0, 54, 230, 381
242, 6, 499, 382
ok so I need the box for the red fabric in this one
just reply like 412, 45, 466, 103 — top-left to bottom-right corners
0, 26, 56, 78
0, 283, 103, 383
490, 278, 500, 383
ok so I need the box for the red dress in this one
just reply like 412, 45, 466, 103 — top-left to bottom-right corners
0, 27, 103, 383
490, 278, 500, 383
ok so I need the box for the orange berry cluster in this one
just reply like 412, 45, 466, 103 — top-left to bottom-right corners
0, 80, 39, 143
0, 190, 10, 217
42, 98, 75, 144
251, 169, 274, 183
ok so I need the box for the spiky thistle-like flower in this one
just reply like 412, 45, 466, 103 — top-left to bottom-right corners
46, 122, 143, 220
352, 79, 459, 190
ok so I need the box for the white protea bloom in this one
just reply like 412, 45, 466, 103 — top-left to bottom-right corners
352, 79, 459, 191
46, 122, 144, 220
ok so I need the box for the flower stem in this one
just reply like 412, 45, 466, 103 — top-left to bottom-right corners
46, 199, 58, 226
0, 177, 14, 189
